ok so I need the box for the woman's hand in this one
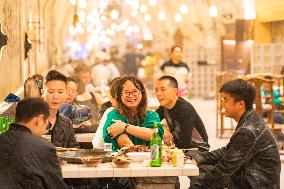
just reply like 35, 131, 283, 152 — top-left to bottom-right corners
107, 120, 126, 139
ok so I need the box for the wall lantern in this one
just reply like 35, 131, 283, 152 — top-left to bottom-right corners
24, 33, 32, 59
0, 20, 8, 60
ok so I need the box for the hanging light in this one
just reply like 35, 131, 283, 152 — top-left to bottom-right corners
174, 13, 182, 22
180, 4, 188, 14
144, 33, 153, 41
110, 9, 119, 19
140, 4, 148, 13
130, 0, 139, 10
70, 0, 76, 5
209, 5, 218, 17
131, 10, 138, 17
78, 11, 85, 23
133, 25, 140, 33
148, 0, 157, 6
158, 11, 166, 20
78, 0, 86, 9
144, 14, 151, 22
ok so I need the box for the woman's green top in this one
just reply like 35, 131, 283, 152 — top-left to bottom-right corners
103, 109, 164, 151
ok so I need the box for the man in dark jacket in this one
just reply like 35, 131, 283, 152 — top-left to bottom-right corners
43, 70, 79, 147
0, 97, 67, 189
155, 75, 209, 150
188, 79, 281, 189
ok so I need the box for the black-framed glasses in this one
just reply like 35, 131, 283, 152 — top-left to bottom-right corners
121, 90, 140, 97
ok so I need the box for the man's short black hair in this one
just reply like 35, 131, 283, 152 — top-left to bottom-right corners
171, 45, 183, 53
45, 70, 67, 84
158, 75, 178, 88
220, 79, 256, 110
15, 97, 50, 123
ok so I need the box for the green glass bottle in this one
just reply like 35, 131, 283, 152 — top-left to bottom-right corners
150, 122, 162, 167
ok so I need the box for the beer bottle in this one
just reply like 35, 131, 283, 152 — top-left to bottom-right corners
150, 122, 162, 167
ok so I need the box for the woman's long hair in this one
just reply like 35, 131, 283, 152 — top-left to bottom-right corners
115, 76, 147, 123
24, 74, 43, 98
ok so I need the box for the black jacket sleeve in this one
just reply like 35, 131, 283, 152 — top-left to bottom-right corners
42, 147, 67, 189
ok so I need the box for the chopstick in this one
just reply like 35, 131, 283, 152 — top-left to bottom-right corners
178, 148, 198, 151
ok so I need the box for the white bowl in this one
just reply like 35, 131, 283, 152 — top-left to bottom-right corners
126, 152, 151, 162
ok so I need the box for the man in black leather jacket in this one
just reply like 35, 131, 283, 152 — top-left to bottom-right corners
188, 79, 281, 189
43, 70, 79, 147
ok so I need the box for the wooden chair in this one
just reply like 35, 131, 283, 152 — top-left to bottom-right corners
242, 75, 284, 136
216, 71, 237, 138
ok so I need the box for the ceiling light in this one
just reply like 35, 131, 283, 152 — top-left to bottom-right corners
70, 0, 76, 5
148, 0, 157, 6
101, 15, 106, 21
209, 5, 218, 17
111, 9, 119, 19
144, 33, 153, 40
111, 23, 117, 30
158, 11, 166, 20
130, 0, 139, 10
144, 14, 151, 22
131, 10, 138, 17
140, 4, 148, 13
180, 4, 188, 14
133, 25, 140, 33
78, 0, 86, 9
174, 13, 182, 22
78, 11, 85, 23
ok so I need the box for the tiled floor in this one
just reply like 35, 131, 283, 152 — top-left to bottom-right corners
179, 98, 284, 189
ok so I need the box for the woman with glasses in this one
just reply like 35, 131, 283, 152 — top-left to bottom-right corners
103, 76, 164, 151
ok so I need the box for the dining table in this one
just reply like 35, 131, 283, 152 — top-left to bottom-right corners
61, 162, 199, 178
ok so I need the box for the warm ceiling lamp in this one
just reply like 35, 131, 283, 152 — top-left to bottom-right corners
78, 0, 86, 9
131, 10, 138, 17
140, 4, 148, 13
180, 4, 188, 14
111, 9, 119, 19
148, 0, 157, 6
174, 13, 182, 22
144, 14, 151, 22
158, 11, 166, 20
209, 5, 218, 17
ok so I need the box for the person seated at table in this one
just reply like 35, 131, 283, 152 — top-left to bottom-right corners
0, 74, 44, 119
60, 77, 93, 130
103, 76, 164, 151
0, 97, 67, 189
43, 70, 79, 147
188, 79, 281, 189
92, 77, 121, 148
261, 75, 284, 124
155, 75, 209, 151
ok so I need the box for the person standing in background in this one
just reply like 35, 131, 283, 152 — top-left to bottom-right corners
160, 45, 191, 97
123, 44, 138, 76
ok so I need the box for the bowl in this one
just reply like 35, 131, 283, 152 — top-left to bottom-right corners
112, 156, 132, 168
126, 152, 151, 162
81, 156, 103, 167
